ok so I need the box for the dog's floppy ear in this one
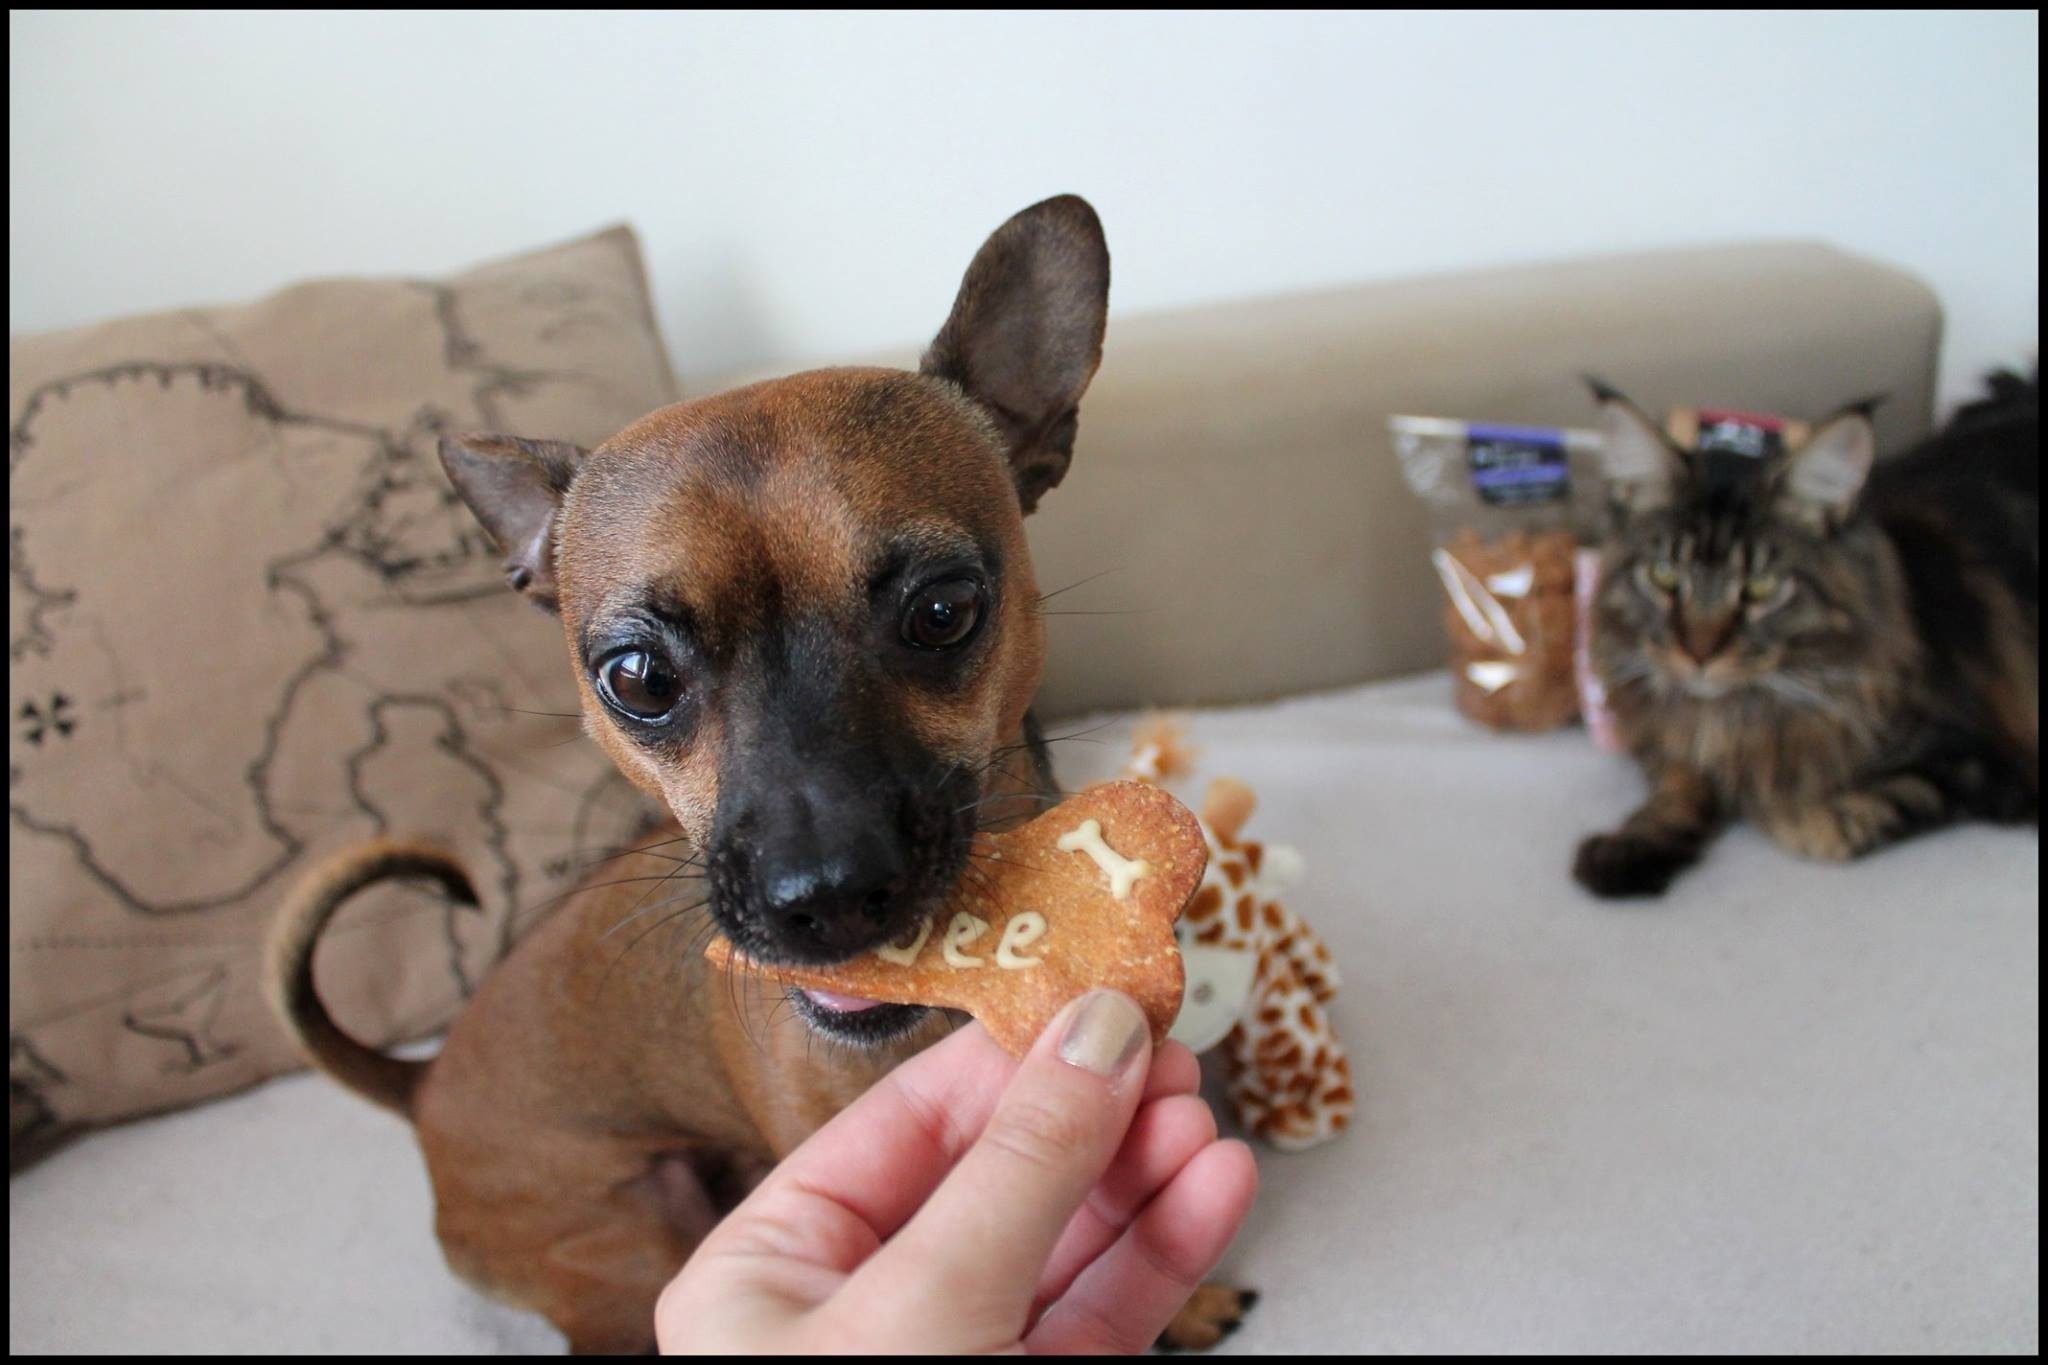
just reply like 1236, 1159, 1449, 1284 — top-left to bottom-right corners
438, 434, 585, 612
921, 194, 1110, 514
1588, 376, 1687, 515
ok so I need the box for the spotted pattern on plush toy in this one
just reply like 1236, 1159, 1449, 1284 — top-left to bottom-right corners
1117, 718, 1354, 1152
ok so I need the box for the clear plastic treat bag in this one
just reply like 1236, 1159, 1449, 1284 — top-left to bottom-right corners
1391, 415, 1605, 731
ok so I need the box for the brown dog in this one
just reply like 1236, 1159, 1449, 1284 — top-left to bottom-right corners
266, 196, 1253, 1353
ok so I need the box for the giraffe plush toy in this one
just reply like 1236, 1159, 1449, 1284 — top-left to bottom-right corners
1116, 718, 1355, 1152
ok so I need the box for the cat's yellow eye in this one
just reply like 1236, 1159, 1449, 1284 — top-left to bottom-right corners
1647, 560, 1681, 592
1744, 571, 1782, 603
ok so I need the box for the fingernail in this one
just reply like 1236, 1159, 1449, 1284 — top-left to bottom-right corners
1056, 990, 1148, 1077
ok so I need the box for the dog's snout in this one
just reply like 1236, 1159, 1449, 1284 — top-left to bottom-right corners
727, 775, 916, 961
759, 845, 909, 957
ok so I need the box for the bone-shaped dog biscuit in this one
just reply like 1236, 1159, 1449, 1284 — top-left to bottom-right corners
704, 781, 1208, 1056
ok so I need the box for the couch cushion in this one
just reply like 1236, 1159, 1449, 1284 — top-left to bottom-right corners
9, 676, 2035, 1352
8, 226, 674, 1143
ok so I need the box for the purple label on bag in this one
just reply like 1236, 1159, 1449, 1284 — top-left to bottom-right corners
1467, 426, 1570, 506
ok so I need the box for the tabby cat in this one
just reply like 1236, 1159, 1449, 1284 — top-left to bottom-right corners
1576, 371, 2039, 898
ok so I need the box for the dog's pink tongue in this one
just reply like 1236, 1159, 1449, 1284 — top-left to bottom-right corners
803, 989, 885, 1013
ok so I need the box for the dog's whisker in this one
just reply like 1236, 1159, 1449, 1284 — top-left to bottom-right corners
957, 865, 1004, 908
602, 858, 695, 952
918, 757, 968, 801
971, 795, 1066, 826
573, 851, 704, 879
948, 790, 1062, 818
732, 974, 771, 1056
600, 886, 711, 941
1038, 718, 1121, 744
595, 902, 697, 998
588, 830, 694, 856
965, 785, 1065, 808
566, 831, 693, 858
662, 907, 714, 954
503, 872, 695, 932
1033, 565, 1126, 605
557, 832, 696, 875
961, 847, 1095, 892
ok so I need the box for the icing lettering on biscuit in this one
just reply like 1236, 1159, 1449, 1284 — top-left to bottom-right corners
942, 911, 988, 967
1056, 818, 1150, 900
995, 912, 1047, 968
874, 918, 933, 966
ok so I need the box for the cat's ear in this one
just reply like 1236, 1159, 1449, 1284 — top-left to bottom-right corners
1777, 401, 1879, 531
1588, 377, 1686, 513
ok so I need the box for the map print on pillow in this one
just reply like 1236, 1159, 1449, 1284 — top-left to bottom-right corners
9, 226, 677, 1149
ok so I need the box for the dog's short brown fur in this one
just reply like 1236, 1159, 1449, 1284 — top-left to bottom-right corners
268, 197, 1251, 1353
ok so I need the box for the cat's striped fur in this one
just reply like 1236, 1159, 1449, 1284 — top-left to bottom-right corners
1576, 371, 2038, 898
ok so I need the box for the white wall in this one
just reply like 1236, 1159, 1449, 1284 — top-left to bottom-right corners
10, 11, 2038, 411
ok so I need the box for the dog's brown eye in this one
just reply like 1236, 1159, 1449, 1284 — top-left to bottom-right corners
597, 650, 682, 721
902, 579, 985, 650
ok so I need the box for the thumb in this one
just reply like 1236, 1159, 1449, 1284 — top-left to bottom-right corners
846, 989, 1155, 1338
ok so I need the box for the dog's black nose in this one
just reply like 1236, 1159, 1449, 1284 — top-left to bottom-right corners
738, 778, 912, 960
759, 847, 909, 958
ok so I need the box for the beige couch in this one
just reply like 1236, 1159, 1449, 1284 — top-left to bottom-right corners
13, 242, 2037, 1354
767, 240, 1941, 718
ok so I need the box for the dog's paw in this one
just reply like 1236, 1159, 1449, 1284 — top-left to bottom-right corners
1572, 832, 1686, 899
1156, 1283, 1258, 1352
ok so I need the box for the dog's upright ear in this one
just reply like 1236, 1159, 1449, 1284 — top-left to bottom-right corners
438, 434, 586, 612
921, 194, 1111, 513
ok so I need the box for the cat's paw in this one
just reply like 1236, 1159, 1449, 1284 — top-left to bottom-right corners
1573, 832, 1688, 898
1767, 794, 1900, 862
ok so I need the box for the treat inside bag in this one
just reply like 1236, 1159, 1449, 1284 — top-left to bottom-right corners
704, 780, 1208, 1056
1390, 415, 1605, 731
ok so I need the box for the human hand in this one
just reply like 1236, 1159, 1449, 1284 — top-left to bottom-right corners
656, 989, 1259, 1354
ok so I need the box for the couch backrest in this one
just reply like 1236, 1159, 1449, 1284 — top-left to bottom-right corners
698, 240, 1942, 719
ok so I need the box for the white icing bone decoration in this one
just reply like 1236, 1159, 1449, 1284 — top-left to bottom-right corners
1056, 818, 1150, 899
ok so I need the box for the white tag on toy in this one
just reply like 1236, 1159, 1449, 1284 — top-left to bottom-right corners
1168, 943, 1258, 1053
